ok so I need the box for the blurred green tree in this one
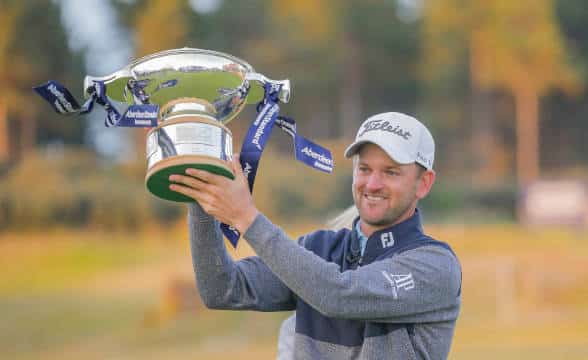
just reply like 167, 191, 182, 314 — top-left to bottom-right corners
263, 0, 422, 140
134, 0, 188, 57
1, 1, 83, 172
423, 0, 581, 187
0, 3, 36, 166
543, 0, 588, 172
0, 3, 21, 164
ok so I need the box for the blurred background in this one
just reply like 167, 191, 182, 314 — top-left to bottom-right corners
1, 0, 587, 358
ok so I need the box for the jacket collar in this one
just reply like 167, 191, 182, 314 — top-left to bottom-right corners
352, 208, 425, 264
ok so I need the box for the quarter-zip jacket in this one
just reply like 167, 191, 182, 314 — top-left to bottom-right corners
188, 204, 461, 359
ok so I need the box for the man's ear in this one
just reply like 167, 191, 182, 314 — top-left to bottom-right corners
416, 169, 436, 200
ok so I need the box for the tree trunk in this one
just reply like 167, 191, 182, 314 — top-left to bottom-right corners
0, 102, 8, 164
470, 87, 497, 184
20, 115, 36, 158
134, 128, 148, 162
339, 31, 362, 139
469, 38, 500, 185
514, 88, 540, 188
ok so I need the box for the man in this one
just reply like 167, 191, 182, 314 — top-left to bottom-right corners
169, 112, 461, 359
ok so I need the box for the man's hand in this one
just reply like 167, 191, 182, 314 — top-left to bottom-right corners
169, 155, 259, 234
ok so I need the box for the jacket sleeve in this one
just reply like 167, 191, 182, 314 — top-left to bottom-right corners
187, 203, 296, 311
243, 214, 461, 323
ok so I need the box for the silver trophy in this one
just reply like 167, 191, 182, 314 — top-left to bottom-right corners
83, 48, 291, 202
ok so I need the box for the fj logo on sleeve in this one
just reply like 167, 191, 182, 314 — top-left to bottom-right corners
381, 232, 395, 248
381, 271, 415, 299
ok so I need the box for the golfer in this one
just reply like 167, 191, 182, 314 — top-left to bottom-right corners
170, 112, 462, 359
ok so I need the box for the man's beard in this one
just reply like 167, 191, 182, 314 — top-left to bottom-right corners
360, 198, 414, 227
354, 183, 418, 227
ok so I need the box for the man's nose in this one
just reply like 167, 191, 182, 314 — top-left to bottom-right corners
365, 172, 384, 190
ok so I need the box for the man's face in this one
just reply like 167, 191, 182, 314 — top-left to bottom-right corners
352, 144, 427, 232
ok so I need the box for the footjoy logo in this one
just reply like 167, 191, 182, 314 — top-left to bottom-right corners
251, 105, 278, 150
380, 232, 395, 248
358, 119, 411, 140
48, 84, 76, 113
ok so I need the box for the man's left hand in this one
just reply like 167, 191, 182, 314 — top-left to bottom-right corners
168, 155, 259, 234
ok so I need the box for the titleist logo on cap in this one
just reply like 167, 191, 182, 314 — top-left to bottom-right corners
358, 119, 412, 140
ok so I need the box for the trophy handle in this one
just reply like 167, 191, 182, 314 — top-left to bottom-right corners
245, 73, 291, 104
83, 69, 132, 102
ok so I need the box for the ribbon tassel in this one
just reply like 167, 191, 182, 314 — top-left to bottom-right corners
34, 80, 158, 128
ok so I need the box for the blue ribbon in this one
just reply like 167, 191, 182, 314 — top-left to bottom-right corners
33, 80, 158, 128
220, 84, 281, 245
220, 84, 333, 247
33, 80, 81, 115
275, 116, 333, 173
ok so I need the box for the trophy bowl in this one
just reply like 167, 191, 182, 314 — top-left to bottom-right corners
83, 48, 290, 202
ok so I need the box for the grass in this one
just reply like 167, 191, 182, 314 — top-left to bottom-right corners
0, 231, 168, 294
0, 292, 288, 360
1, 224, 587, 359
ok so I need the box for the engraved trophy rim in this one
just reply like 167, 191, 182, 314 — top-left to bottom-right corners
128, 47, 256, 73
82, 47, 290, 125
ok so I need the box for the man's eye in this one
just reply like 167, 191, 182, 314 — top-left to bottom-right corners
358, 167, 369, 173
386, 170, 399, 176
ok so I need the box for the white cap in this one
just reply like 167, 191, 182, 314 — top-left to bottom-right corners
344, 112, 435, 170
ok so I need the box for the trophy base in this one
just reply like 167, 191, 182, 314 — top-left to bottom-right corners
145, 155, 234, 202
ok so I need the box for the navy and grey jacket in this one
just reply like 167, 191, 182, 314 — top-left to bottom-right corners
188, 204, 461, 360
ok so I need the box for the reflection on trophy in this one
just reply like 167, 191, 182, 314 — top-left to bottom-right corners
34, 48, 332, 209
81, 48, 291, 202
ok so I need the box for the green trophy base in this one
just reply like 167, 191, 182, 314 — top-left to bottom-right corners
145, 155, 234, 202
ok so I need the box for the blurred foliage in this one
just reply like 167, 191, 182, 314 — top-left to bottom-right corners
0, 147, 182, 231
0, 140, 521, 231
134, 0, 189, 57
0, 0, 588, 229
423, 0, 582, 186
420, 181, 518, 223
423, 0, 580, 93
252, 139, 354, 222
1, 0, 85, 170
0, 142, 354, 231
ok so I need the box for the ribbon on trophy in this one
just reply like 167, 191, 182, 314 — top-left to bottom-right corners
220, 83, 333, 247
33, 80, 159, 128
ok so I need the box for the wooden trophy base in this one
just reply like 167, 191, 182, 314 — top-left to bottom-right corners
145, 155, 234, 202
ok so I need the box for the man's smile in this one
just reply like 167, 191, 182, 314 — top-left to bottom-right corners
363, 193, 388, 202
